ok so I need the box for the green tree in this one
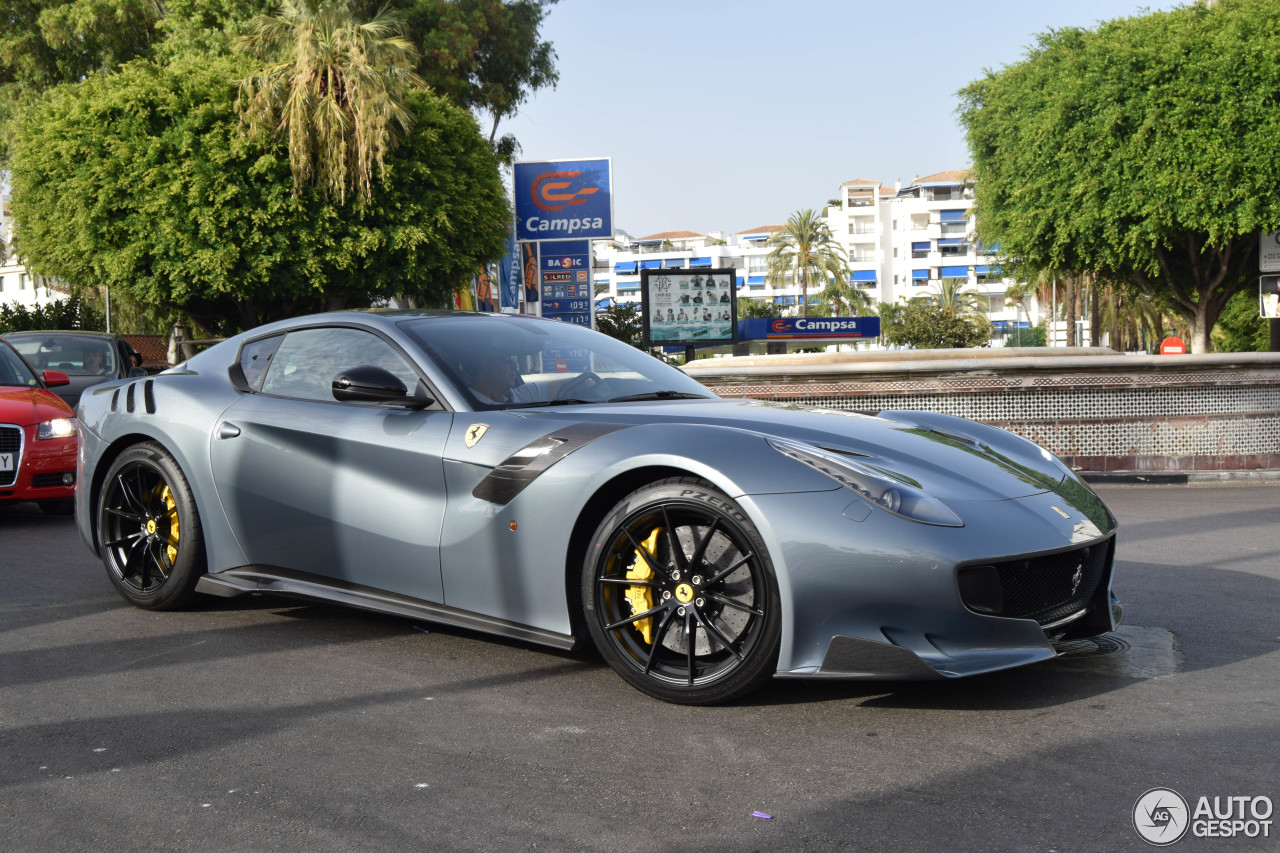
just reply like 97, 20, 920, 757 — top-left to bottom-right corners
1213, 288, 1268, 352
237, 0, 426, 205
880, 300, 991, 350
928, 277, 985, 316
738, 298, 781, 319
0, 293, 103, 332
8, 52, 508, 334
765, 209, 848, 319
594, 302, 642, 347
396, 0, 558, 164
958, 0, 1280, 353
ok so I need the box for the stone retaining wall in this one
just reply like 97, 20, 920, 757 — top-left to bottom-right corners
682, 348, 1280, 473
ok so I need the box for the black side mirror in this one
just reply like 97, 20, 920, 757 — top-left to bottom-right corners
332, 364, 432, 408
127, 367, 148, 378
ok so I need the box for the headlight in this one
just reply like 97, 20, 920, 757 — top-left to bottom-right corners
37, 418, 78, 440
768, 437, 963, 527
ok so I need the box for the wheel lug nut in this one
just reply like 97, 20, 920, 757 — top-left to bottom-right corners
692, 575, 703, 586
677, 606, 686, 616
671, 570, 681, 581
695, 598, 705, 608
662, 590, 672, 600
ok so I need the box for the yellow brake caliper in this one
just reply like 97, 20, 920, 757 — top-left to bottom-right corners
624, 528, 661, 644
158, 485, 179, 565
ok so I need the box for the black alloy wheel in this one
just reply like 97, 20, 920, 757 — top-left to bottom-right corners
97, 441, 205, 610
583, 477, 781, 705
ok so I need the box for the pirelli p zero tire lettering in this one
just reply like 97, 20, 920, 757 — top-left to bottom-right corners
97, 441, 206, 610
582, 476, 781, 705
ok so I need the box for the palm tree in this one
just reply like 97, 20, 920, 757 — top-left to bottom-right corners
813, 277, 874, 317
929, 277, 986, 316
237, 0, 425, 205
765, 209, 849, 318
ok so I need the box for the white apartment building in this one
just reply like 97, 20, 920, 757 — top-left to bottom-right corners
596, 169, 1032, 345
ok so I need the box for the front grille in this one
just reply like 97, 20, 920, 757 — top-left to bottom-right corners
0, 424, 22, 488
958, 539, 1111, 625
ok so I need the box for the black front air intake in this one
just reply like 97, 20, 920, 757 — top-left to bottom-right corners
958, 539, 1112, 625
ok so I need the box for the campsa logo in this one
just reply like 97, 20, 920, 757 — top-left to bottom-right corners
530, 170, 599, 211
524, 170, 604, 235
771, 319, 790, 333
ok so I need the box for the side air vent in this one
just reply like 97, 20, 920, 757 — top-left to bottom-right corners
126, 382, 135, 413
111, 389, 120, 411
144, 380, 156, 414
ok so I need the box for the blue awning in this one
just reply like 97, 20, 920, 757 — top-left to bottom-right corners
976, 264, 1002, 276
689, 257, 711, 268
747, 275, 765, 285
595, 278, 609, 287
773, 295, 796, 305
736, 276, 744, 288
937, 238, 966, 248
595, 298, 614, 308
613, 261, 637, 273
664, 259, 684, 268
911, 269, 929, 279
940, 209, 968, 222
851, 270, 877, 282
911, 241, 930, 251
640, 259, 662, 269
617, 281, 641, 291
940, 265, 969, 277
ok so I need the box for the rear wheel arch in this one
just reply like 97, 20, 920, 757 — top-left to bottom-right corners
96, 439, 207, 609
88, 434, 158, 553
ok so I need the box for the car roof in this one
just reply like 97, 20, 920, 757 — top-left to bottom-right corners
2, 329, 119, 340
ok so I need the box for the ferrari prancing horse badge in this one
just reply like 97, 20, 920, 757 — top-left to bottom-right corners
465, 424, 489, 448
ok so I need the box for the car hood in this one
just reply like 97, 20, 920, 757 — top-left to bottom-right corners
506, 398, 1069, 501
0, 385, 77, 426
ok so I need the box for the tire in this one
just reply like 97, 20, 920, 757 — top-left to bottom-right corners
97, 441, 206, 610
582, 477, 781, 705
37, 499, 74, 516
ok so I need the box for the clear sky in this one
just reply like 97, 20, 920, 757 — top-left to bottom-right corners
501, 0, 1187, 239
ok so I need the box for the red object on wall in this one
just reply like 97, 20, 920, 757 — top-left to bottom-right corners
1159, 336, 1186, 354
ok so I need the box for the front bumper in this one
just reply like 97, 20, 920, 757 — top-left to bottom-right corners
742, 485, 1122, 680
0, 425, 76, 504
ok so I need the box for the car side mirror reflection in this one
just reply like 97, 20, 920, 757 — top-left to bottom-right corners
331, 364, 433, 408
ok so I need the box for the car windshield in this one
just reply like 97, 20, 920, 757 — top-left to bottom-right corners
7, 334, 116, 376
399, 314, 713, 410
0, 341, 40, 388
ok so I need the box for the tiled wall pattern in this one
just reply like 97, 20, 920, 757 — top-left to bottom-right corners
699, 366, 1280, 472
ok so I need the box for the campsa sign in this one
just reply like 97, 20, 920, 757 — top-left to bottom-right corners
514, 158, 613, 241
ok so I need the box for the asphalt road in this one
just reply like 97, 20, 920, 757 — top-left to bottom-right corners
2, 484, 1277, 852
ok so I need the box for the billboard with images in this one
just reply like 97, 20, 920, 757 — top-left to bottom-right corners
641, 269, 737, 347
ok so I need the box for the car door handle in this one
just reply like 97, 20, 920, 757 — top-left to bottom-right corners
218, 422, 242, 439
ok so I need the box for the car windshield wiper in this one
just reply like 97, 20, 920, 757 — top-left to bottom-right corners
606, 391, 711, 403
503, 398, 594, 409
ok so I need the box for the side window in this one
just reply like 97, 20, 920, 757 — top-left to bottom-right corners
259, 327, 420, 404
239, 334, 284, 392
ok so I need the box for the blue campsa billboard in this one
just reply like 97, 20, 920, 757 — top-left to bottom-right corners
514, 159, 613, 242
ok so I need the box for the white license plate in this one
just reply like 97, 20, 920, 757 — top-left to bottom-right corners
0, 453, 12, 472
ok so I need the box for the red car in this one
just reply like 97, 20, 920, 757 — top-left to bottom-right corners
0, 337, 78, 515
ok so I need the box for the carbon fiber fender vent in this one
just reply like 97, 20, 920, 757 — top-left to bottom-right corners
125, 382, 136, 413
143, 380, 156, 414
110, 388, 120, 412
